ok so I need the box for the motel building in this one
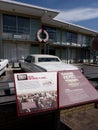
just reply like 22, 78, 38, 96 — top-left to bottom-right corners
0, 0, 98, 64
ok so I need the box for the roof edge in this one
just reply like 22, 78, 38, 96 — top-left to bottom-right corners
1, 0, 59, 14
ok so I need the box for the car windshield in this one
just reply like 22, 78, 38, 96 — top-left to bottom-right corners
38, 57, 60, 62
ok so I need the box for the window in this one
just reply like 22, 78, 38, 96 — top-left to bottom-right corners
25, 56, 32, 63
66, 32, 77, 43
38, 57, 60, 62
3, 14, 16, 33
3, 14, 30, 34
43, 26, 56, 41
17, 16, 30, 34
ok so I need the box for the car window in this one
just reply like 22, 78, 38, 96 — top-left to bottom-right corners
38, 57, 60, 62
31, 56, 35, 63
25, 56, 32, 63
25, 56, 35, 63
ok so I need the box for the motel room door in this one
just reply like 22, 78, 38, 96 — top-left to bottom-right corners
3, 42, 30, 62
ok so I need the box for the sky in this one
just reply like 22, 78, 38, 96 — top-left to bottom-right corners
11, 0, 98, 32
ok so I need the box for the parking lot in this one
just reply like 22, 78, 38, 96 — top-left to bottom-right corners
0, 64, 98, 101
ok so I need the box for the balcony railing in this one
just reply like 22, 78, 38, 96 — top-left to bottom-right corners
2, 33, 30, 41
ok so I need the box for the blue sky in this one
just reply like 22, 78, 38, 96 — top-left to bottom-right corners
13, 0, 98, 32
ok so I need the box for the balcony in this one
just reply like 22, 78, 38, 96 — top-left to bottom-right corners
2, 33, 30, 41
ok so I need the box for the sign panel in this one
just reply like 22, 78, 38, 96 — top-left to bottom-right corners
14, 72, 57, 116
14, 70, 98, 116
58, 70, 98, 108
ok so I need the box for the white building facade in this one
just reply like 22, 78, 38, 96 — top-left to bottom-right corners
0, 0, 97, 64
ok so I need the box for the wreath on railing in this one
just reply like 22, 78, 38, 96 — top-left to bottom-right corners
37, 29, 49, 43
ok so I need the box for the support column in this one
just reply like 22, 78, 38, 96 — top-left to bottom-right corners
0, 14, 3, 58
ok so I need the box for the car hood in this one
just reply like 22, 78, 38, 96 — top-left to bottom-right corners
35, 62, 78, 71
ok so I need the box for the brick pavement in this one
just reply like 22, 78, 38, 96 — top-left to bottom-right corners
60, 103, 98, 130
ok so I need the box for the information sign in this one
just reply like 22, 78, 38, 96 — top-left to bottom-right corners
14, 72, 57, 116
58, 70, 98, 108
14, 70, 98, 116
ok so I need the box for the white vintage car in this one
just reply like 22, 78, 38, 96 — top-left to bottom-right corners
0, 59, 9, 76
19, 54, 83, 73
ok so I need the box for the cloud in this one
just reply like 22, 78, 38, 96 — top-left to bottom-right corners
54, 8, 98, 23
